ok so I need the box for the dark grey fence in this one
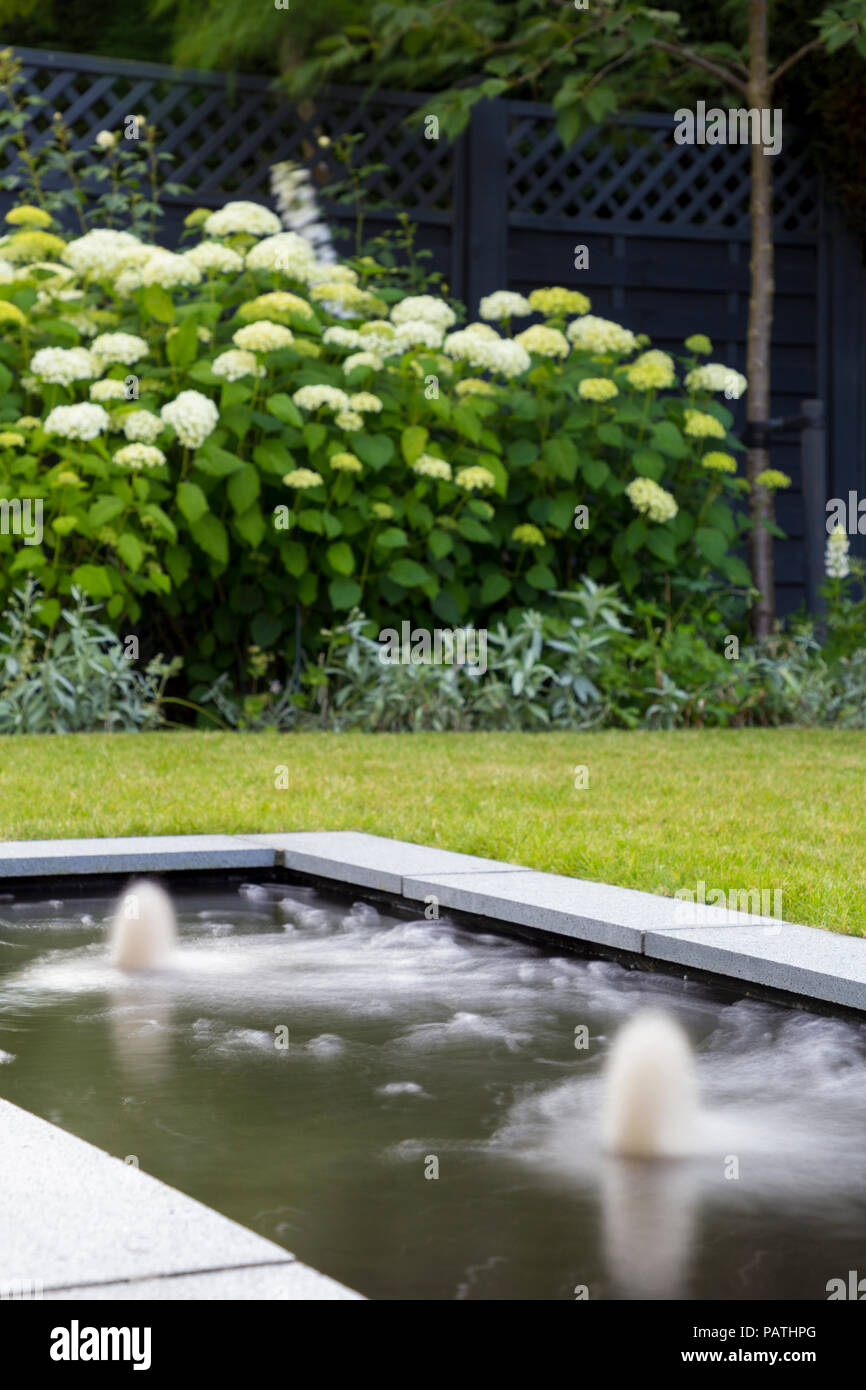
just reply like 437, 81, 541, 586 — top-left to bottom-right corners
3, 45, 864, 616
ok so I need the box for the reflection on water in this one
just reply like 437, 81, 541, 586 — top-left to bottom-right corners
0, 882, 864, 1300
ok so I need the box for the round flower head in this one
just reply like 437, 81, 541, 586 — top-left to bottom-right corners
455, 379, 496, 398
514, 324, 569, 359
212, 349, 265, 381
90, 332, 149, 366
335, 410, 364, 431
826, 524, 850, 579
343, 351, 383, 374
114, 443, 166, 469
455, 465, 496, 492
204, 201, 282, 238
443, 330, 530, 378
121, 410, 164, 444
245, 232, 318, 277
138, 250, 202, 291
44, 403, 111, 441
330, 451, 363, 473
89, 379, 129, 403
393, 319, 444, 350
95, 130, 117, 150
0, 257, 15, 282
323, 326, 363, 350
684, 334, 712, 355
626, 349, 676, 392
62, 228, 142, 277
578, 377, 618, 402
232, 320, 294, 352
755, 469, 791, 491
511, 523, 545, 546
15, 417, 42, 430
238, 291, 314, 324
371, 502, 393, 520
625, 476, 678, 523
412, 454, 452, 481
701, 451, 738, 474
567, 315, 637, 355
390, 295, 457, 330
0, 431, 25, 448
6, 204, 53, 229
348, 392, 382, 414
160, 390, 219, 449
30, 346, 96, 385
684, 409, 726, 439
479, 290, 532, 320
685, 363, 747, 399
3, 230, 66, 263
283, 468, 323, 489
0, 301, 26, 327
529, 287, 590, 317
292, 384, 350, 413
184, 241, 245, 275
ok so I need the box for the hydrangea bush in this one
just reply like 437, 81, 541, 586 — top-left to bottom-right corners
0, 196, 767, 697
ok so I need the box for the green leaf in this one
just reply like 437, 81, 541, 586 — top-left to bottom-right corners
507, 438, 538, 467
646, 530, 677, 565
329, 577, 362, 609
389, 557, 432, 588
233, 505, 266, 548
428, 528, 453, 560
303, 422, 327, 453
195, 441, 244, 477
480, 572, 511, 605
401, 425, 428, 465
176, 480, 209, 524
326, 540, 354, 576
165, 545, 191, 587
651, 421, 688, 458
543, 437, 579, 481
453, 404, 482, 443
526, 563, 557, 590
71, 563, 113, 598
633, 448, 665, 481
116, 532, 144, 572
695, 526, 728, 566
227, 463, 260, 514
583, 457, 610, 489
282, 540, 307, 577
266, 393, 303, 427
190, 513, 229, 565
721, 554, 752, 586
596, 422, 623, 447
166, 316, 199, 368
375, 526, 408, 550
353, 433, 394, 469
87, 495, 125, 528
250, 612, 283, 647
141, 285, 175, 323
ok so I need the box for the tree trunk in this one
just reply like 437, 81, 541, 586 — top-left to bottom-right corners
746, 0, 775, 639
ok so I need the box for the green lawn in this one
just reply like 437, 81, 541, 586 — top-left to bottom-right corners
0, 729, 863, 936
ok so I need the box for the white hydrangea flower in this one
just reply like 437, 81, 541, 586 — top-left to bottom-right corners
825, 524, 850, 579
44, 403, 111, 441
0, 257, 15, 282
245, 231, 317, 275
270, 160, 337, 263
139, 250, 202, 290
411, 453, 452, 481
204, 201, 283, 238
89, 379, 129, 402
292, 383, 351, 412
514, 324, 569, 359
121, 409, 164, 444
343, 351, 383, 373
684, 362, 748, 399
479, 290, 532, 320
114, 443, 166, 468
442, 329, 530, 378
61, 228, 142, 277
303, 261, 358, 287
393, 319, 444, 351
232, 320, 294, 352
348, 392, 382, 413
323, 326, 363, 350
566, 315, 638, 355
625, 476, 678, 523
183, 241, 245, 274
212, 349, 266, 381
390, 295, 456, 330
335, 410, 364, 431
90, 332, 149, 365
160, 390, 219, 449
30, 346, 97, 385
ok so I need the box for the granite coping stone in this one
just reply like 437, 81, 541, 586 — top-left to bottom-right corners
644, 921, 866, 1011
0, 835, 277, 878
42, 1264, 363, 1301
0, 1098, 362, 1300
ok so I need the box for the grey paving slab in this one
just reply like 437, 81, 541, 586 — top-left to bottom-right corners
0, 835, 277, 878
0, 1099, 291, 1291
242, 830, 527, 894
42, 1263, 363, 1301
401, 868, 678, 952
644, 922, 866, 1010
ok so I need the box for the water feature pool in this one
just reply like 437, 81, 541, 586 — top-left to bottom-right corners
1, 879, 864, 1300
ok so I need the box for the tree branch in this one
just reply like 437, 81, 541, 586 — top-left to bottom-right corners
648, 39, 750, 96
769, 36, 825, 87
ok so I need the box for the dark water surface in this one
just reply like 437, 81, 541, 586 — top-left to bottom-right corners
0, 882, 864, 1300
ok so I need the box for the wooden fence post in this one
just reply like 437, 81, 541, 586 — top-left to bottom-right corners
463, 99, 508, 316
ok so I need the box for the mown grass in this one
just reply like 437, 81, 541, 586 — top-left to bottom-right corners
0, 728, 863, 935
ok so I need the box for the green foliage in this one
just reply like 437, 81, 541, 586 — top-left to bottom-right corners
0, 580, 180, 732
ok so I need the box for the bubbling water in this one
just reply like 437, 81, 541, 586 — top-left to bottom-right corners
603, 1009, 700, 1158
109, 880, 177, 970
